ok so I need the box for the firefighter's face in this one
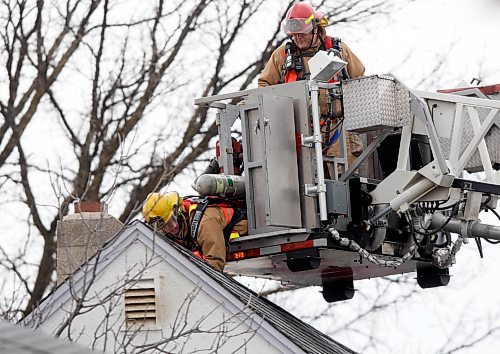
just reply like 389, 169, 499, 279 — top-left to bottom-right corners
292, 31, 315, 50
163, 215, 180, 235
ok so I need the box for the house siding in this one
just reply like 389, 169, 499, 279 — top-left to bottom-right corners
38, 241, 284, 354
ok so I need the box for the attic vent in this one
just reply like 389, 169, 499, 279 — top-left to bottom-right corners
124, 278, 156, 328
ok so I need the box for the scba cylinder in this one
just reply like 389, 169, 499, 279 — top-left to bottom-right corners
195, 174, 245, 198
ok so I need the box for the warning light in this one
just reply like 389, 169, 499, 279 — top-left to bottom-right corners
227, 248, 261, 261
228, 251, 246, 260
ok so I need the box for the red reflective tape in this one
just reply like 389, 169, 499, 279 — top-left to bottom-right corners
438, 84, 500, 95
295, 131, 301, 155
246, 248, 261, 258
281, 240, 314, 252
222, 207, 233, 224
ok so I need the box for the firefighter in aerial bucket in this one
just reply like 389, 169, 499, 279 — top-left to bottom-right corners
258, 1, 365, 169
143, 191, 247, 272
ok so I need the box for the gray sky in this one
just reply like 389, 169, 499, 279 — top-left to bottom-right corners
349, 0, 500, 88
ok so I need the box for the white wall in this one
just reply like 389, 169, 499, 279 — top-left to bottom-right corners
37, 240, 282, 354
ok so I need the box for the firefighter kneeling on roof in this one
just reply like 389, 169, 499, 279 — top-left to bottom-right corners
143, 192, 248, 271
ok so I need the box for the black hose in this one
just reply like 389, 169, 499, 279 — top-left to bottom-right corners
475, 237, 484, 258
414, 203, 459, 236
433, 231, 450, 248
483, 238, 500, 245
408, 213, 428, 248
481, 203, 500, 244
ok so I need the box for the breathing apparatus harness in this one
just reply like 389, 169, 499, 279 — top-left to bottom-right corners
282, 34, 349, 149
281, 34, 349, 83
186, 196, 247, 256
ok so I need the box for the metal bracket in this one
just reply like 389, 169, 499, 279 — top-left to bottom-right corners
373, 219, 389, 228
304, 184, 317, 197
418, 161, 455, 187
304, 183, 326, 197
463, 191, 482, 220
301, 134, 313, 147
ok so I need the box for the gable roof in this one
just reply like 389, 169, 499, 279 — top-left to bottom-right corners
0, 320, 97, 354
29, 220, 354, 354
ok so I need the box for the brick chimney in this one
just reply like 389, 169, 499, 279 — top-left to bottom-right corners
56, 201, 123, 284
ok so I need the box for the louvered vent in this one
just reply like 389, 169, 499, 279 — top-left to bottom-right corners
124, 279, 156, 328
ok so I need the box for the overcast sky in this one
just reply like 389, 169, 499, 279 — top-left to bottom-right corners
346, 0, 500, 88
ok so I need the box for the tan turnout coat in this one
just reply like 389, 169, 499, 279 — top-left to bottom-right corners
258, 37, 365, 166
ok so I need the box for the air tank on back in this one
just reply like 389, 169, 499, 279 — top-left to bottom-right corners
194, 174, 245, 198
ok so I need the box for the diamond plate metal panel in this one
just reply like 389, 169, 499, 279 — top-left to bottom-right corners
342, 75, 412, 133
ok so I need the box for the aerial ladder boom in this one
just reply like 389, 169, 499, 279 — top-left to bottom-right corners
194, 54, 500, 302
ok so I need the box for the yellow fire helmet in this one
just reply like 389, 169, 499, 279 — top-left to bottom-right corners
142, 192, 182, 223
